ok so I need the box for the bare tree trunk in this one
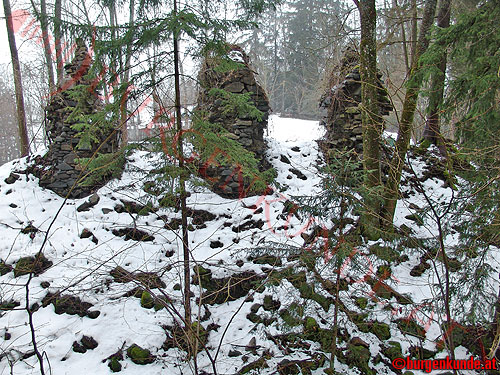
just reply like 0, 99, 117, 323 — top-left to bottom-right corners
422, 0, 452, 150
173, 0, 191, 329
4, 0, 30, 157
30, 0, 55, 91
54, 0, 63, 85
382, 0, 438, 227
358, 0, 383, 239
410, 0, 418, 65
119, 0, 135, 146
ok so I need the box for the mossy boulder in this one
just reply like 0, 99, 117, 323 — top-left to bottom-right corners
263, 295, 281, 311
126, 344, 155, 365
303, 317, 319, 334
251, 254, 282, 266
371, 322, 391, 341
42, 292, 100, 318
237, 356, 269, 374
162, 321, 208, 353
197, 270, 264, 305
14, 253, 52, 277
279, 303, 303, 327
382, 341, 402, 361
109, 357, 122, 372
302, 317, 333, 351
0, 260, 12, 276
106, 350, 123, 372
140, 291, 154, 309
277, 359, 300, 375
395, 318, 426, 338
345, 343, 374, 375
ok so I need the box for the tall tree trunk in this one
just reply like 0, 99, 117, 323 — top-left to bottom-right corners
422, 0, 452, 148
119, 0, 135, 146
4, 0, 30, 157
358, 0, 383, 239
54, 0, 63, 85
30, 0, 55, 91
410, 0, 418, 65
382, 0, 438, 227
173, 0, 191, 330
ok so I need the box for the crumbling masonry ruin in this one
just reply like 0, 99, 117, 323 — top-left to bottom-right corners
35, 40, 120, 198
196, 46, 271, 198
319, 48, 392, 162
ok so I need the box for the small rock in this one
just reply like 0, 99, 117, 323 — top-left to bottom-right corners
350, 336, 370, 349
72, 341, 86, 353
81, 335, 98, 350
40, 281, 50, 289
4, 173, 20, 184
80, 228, 93, 239
246, 337, 256, 351
280, 154, 291, 164
228, 349, 242, 357
77, 194, 100, 212
210, 240, 224, 248
102, 208, 113, 214
9, 203, 17, 208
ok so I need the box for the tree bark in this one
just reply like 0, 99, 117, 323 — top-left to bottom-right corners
358, 0, 383, 239
422, 0, 452, 148
382, 0, 438, 227
4, 0, 30, 157
173, 0, 191, 329
119, 0, 135, 146
30, 0, 55, 92
54, 0, 63, 85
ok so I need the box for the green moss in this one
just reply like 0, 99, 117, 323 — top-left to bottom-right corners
137, 202, 154, 216
303, 317, 319, 333
193, 266, 214, 289
238, 357, 268, 374
296, 282, 332, 312
369, 244, 399, 262
252, 255, 282, 266
0, 260, 12, 276
376, 264, 392, 278
159, 193, 178, 208
355, 297, 368, 309
396, 318, 426, 338
108, 357, 122, 372
280, 309, 301, 327
0, 300, 20, 310
382, 341, 402, 361
140, 291, 154, 309
263, 295, 280, 311
191, 321, 208, 347
371, 322, 391, 341
14, 254, 52, 277
126, 344, 155, 365
346, 344, 374, 375
351, 312, 369, 324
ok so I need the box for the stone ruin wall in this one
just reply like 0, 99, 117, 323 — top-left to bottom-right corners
36, 41, 119, 198
319, 48, 392, 162
196, 46, 271, 198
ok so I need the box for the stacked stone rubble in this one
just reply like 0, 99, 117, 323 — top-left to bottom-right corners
196, 45, 271, 198
36, 40, 119, 198
319, 48, 392, 160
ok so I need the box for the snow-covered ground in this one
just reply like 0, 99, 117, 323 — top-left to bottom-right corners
0, 115, 498, 374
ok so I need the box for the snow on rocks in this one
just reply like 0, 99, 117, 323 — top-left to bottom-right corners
0, 116, 497, 374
